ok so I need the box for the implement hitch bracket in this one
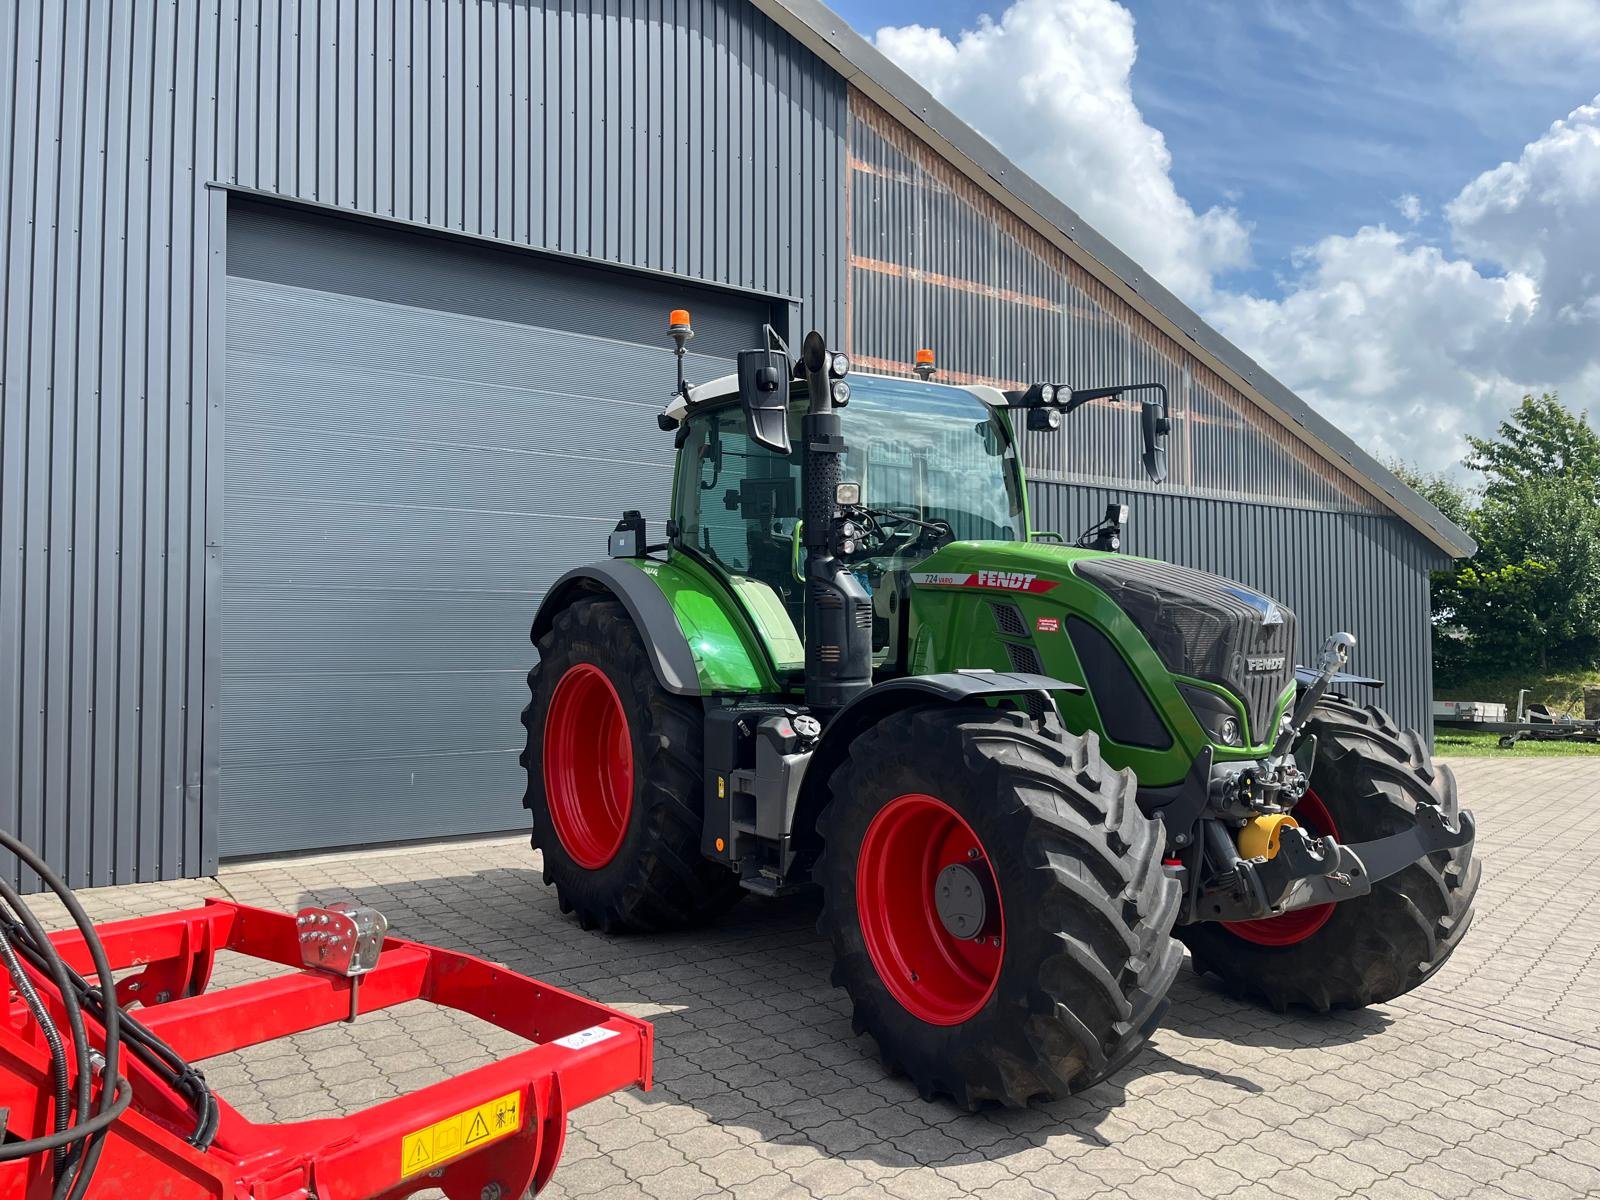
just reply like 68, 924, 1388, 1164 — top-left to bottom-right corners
0, 899, 653, 1199
1201, 802, 1476, 923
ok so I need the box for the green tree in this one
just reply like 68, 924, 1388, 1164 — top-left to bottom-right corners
1427, 394, 1600, 683
1464, 392, 1600, 503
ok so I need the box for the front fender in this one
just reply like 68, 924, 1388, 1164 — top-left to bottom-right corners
788, 671, 1084, 873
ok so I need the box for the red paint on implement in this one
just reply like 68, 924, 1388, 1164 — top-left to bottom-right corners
0, 900, 653, 1198
543, 664, 634, 869
855, 794, 1004, 1025
1223, 789, 1340, 947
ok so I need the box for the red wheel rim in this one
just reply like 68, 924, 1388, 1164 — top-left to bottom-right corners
855, 794, 1004, 1025
1223, 789, 1339, 947
542, 663, 633, 869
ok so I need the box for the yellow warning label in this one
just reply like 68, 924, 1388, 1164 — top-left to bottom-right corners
400, 1090, 523, 1177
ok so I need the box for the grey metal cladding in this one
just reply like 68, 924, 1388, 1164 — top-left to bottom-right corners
1030, 481, 1447, 739
219, 0, 845, 335
0, 0, 844, 889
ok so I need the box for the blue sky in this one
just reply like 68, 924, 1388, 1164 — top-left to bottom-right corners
831, 0, 1599, 301
833, 0, 1600, 472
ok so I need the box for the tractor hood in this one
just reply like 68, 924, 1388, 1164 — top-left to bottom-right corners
1070, 555, 1297, 745
905, 542, 1297, 749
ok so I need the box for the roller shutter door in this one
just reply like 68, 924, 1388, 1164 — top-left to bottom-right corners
220, 202, 774, 857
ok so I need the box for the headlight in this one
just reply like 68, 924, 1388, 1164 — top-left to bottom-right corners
1039, 384, 1055, 403
831, 380, 851, 405
1179, 683, 1249, 747
830, 352, 851, 378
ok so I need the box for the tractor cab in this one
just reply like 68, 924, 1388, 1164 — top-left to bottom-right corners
666, 372, 1027, 680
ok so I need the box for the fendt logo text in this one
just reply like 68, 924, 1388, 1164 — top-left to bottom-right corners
976, 571, 1037, 591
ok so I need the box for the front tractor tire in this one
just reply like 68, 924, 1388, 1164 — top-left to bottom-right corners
817, 707, 1183, 1108
521, 596, 741, 932
1179, 700, 1481, 1011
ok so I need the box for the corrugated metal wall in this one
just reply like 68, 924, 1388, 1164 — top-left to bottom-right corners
1029, 482, 1447, 737
847, 93, 1381, 514
0, 0, 844, 889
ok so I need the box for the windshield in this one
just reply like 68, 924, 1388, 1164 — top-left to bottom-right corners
840, 376, 1027, 543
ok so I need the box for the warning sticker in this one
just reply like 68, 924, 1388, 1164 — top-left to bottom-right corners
1035, 616, 1060, 633
554, 1025, 620, 1050
400, 1090, 523, 1177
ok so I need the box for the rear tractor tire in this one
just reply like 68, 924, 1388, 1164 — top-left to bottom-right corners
1179, 700, 1480, 1011
521, 596, 742, 932
816, 706, 1183, 1107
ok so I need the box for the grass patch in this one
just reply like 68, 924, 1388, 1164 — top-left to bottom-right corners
1435, 728, 1600, 757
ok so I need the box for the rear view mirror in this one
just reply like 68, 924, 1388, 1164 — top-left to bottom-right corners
737, 348, 793, 455
1140, 395, 1170, 483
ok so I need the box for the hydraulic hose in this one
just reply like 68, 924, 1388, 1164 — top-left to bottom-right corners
0, 829, 130, 1198
0, 922, 72, 1161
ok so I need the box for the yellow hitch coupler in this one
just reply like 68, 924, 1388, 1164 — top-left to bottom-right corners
1237, 813, 1299, 861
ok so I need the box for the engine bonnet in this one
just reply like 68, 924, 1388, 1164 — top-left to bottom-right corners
1072, 556, 1297, 743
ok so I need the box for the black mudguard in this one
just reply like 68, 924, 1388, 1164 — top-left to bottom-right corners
788, 671, 1085, 875
531, 561, 701, 696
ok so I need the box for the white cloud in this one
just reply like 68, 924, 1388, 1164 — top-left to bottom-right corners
1396, 193, 1426, 223
1207, 229, 1537, 467
1410, 0, 1600, 66
1212, 100, 1600, 473
873, 0, 1250, 304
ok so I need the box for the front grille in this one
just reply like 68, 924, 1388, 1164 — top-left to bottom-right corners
1075, 557, 1296, 743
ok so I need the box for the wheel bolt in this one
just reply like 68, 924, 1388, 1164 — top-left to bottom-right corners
967, 847, 979, 859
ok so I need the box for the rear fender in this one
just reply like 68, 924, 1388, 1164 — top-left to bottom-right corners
531, 559, 780, 696
532, 562, 702, 694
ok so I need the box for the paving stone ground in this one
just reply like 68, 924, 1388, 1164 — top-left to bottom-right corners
27, 756, 1600, 1199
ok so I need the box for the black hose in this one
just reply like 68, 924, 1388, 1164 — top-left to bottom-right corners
0, 831, 126, 1195
0, 879, 96, 1177
0, 1076, 133, 1160
0, 922, 71, 1161
0, 827, 223, 1198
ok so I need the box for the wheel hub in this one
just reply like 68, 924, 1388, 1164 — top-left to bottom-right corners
934, 862, 988, 940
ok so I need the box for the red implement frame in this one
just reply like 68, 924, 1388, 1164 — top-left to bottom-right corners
0, 899, 653, 1199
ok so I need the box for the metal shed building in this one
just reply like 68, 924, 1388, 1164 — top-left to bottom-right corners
0, 0, 1473, 889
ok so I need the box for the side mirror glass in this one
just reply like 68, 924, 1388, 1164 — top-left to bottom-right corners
1140, 396, 1170, 483
737, 348, 793, 455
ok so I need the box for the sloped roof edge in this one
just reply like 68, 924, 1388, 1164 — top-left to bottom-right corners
749, 0, 1477, 559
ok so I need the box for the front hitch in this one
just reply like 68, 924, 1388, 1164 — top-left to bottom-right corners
1195, 802, 1476, 923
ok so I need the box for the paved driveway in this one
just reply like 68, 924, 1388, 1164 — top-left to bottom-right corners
35, 757, 1600, 1199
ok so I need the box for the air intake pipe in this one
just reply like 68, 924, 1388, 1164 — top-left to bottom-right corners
798, 331, 873, 711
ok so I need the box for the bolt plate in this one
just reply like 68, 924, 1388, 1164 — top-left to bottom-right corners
934, 863, 988, 941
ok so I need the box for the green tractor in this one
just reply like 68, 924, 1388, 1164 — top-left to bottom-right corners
521, 315, 1479, 1107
